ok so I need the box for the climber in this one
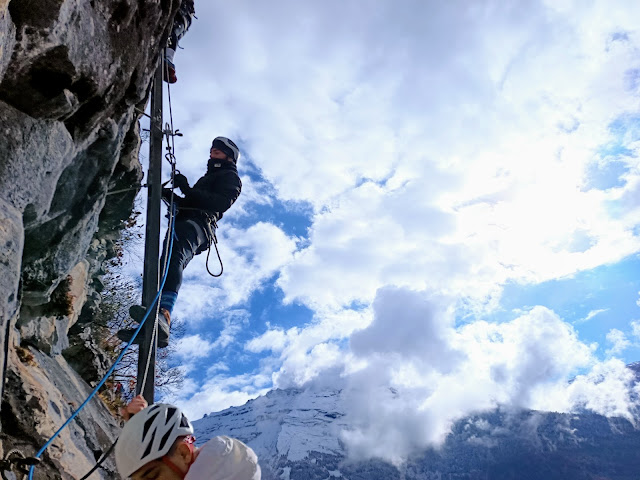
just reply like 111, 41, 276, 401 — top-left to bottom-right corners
165, 0, 196, 83
116, 400, 261, 479
117, 137, 241, 348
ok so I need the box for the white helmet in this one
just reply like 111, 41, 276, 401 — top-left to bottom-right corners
115, 404, 194, 478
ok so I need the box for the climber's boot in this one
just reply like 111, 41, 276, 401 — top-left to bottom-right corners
117, 305, 171, 348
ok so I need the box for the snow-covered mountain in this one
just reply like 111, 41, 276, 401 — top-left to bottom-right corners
193, 386, 640, 480
194, 387, 349, 478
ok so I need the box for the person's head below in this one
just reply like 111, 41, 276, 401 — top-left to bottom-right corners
115, 404, 260, 480
210, 136, 239, 164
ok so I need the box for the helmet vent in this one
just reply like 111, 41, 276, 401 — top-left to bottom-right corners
143, 412, 160, 437
180, 414, 190, 428
166, 406, 177, 423
142, 429, 156, 459
159, 428, 173, 451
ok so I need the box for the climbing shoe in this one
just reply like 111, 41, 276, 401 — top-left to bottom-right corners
117, 305, 171, 348
164, 58, 177, 84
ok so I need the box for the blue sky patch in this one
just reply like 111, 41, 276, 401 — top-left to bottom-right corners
625, 68, 640, 92
249, 278, 315, 332
584, 113, 640, 190
584, 159, 629, 190
478, 256, 640, 364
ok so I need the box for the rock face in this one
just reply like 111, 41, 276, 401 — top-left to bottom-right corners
3, 346, 122, 479
0, 0, 179, 478
194, 387, 640, 480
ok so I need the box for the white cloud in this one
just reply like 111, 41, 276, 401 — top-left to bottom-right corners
637, 290, 640, 308
206, 362, 230, 376
172, 222, 298, 322
174, 334, 216, 359
170, 313, 247, 383
631, 319, 640, 338
533, 358, 638, 419
223, 172, 275, 220
336, 288, 635, 464
211, 324, 240, 350
605, 328, 631, 356
172, 372, 272, 421
171, 283, 224, 325
245, 327, 287, 353
576, 308, 609, 324
349, 289, 462, 371
242, 1, 640, 310
168, 376, 199, 399
210, 310, 249, 349
247, 308, 370, 388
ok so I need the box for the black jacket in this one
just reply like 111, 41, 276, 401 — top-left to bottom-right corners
177, 159, 241, 224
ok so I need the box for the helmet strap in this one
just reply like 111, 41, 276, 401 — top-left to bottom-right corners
161, 456, 187, 479
161, 438, 195, 479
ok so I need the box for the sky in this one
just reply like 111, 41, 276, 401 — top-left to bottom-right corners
126, 0, 640, 464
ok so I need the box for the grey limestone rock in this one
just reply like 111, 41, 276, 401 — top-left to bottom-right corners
0, 0, 14, 83
63, 322, 112, 385
18, 261, 89, 355
0, 101, 75, 222
0, 198, 22, 321
3, 346, 120, 479
0, 198, 22, 406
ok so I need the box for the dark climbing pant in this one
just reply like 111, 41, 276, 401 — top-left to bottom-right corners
160, 218, 210, 306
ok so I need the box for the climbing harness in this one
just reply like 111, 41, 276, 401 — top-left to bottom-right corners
168, 207, 224, 277
0, 450, 40, 480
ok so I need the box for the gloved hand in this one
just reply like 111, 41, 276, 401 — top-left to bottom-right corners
162, 187, 184, 209
173, 173, 190, 193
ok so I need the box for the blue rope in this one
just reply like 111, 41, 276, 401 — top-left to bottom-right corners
28, 203, 177, 479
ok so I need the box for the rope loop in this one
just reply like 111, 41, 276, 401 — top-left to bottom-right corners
204, 216, 223, 277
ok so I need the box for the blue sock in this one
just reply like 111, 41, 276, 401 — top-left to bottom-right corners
160, 291, 178, 315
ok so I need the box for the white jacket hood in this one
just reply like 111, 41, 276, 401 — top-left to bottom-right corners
185, 436, 261, 480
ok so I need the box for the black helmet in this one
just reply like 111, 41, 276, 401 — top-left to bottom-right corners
212, 137, 239, 163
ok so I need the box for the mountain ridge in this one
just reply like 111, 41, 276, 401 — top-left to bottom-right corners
193, 385, 640, 480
